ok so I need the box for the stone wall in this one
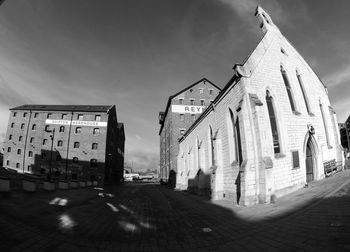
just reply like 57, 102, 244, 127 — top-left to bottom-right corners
176, 6, 343, 206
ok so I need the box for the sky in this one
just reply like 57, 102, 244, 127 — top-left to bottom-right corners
0, 0, 350, 172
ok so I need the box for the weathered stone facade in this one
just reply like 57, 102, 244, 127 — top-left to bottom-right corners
176, 6, 343, 205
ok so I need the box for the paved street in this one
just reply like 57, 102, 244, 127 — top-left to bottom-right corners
1, 171, 350, 251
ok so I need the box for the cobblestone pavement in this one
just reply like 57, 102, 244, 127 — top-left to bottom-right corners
1, 171, 350, 251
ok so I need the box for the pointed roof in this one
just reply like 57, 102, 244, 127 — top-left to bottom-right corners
158, 78, 221, 135
180, 5, 328, 141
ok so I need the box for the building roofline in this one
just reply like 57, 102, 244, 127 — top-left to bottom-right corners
179, 74, 240, 142
158, 78, 221, 135
179, 5, 329, 144
10, 105, 114, 113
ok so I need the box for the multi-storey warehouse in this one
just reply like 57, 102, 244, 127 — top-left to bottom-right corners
339, 123, 348, 151
3, 105, 125, 186
158, 78, 221, 187
176, 6, 343, 205
341, 116, 350, 151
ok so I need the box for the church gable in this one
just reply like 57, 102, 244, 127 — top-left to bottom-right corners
175, 5, 342, 206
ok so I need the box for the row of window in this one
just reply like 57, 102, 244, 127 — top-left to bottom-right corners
280, 65, 311, 115
178, 98, 213, 106
9, 134, 100, 145
5, 158, 98, 168
267, 89, 333, 155
265, 66, 333, 155
13, 112, 101, 121
184, 87, 215, 95
178, 72, 329, 172
179, 114, 197, 122
7, 142, 99, 153
9, 123, 101, 135
180, 101, 300, 172
179, 105, 258, 176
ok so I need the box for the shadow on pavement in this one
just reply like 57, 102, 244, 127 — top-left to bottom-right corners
0, 177, 350, 251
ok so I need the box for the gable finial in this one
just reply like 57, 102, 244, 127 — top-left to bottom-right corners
255, 5, 280, 34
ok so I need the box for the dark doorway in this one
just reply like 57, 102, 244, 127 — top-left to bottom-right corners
235, 171, 241, 204
305, 137, 314, 183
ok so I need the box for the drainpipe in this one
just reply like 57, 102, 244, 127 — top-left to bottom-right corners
65, 111, 74, 180
22, 110, 32, 173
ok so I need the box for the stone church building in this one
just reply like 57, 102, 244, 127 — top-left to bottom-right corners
176, 6, 343, 205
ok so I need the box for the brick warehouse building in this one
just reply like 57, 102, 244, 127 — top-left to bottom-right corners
3, 105, 125, 186
339, 115, 350, 151
176, 6, 343, 205
159, 78, 221, 186
339, 123, 348, 151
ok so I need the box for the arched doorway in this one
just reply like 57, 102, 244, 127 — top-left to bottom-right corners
305, 136, 316, 183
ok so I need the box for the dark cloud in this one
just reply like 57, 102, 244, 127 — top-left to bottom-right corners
0, 0, 349, 165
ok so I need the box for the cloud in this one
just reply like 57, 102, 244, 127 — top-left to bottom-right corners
219, 0, 287, 27
0, 74, 31, 107
220, 0, 256, 16
324, 64, 350, 88
125, 150, 159, 172
332, 98, 350, 123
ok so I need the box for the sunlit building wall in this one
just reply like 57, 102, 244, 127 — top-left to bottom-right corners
177, 6, 343, 205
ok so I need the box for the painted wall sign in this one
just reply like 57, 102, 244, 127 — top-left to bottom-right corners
171, 105, 205, 114
45, 119, 107, 127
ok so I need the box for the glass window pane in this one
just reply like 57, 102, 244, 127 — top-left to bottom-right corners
266, 92, 280, 154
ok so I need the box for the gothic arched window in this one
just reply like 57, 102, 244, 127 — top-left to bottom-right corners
296, 71, 311, 113
281, 65, 296, 112
266, 90, 280, 154
229, 109, 243, 165
209, 126, 215, 166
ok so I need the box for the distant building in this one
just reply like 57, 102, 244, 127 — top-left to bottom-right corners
158, 78, 221, 187
3, 105, 125, 186
176, 6, 343, 205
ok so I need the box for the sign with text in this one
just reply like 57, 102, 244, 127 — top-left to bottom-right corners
171, 105, 205, 114
45, 119, 107, 127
